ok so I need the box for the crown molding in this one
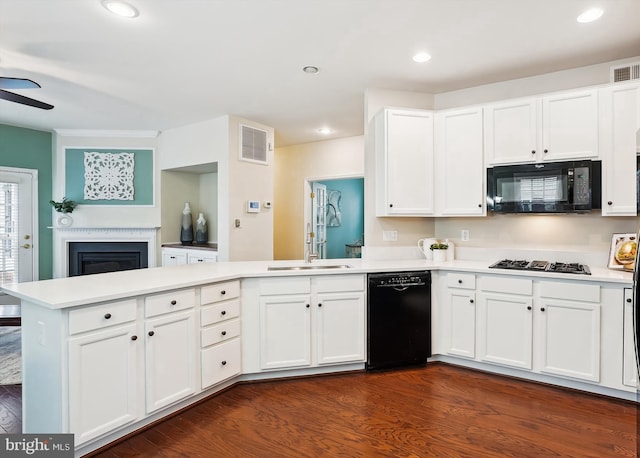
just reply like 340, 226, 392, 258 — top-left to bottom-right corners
54, 129, 159, 138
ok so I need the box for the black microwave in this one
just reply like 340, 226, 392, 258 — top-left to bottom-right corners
486, 160, 601, 213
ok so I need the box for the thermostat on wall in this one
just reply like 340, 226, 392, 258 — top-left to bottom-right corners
247, 200, 261, 213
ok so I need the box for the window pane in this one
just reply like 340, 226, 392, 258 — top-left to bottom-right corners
0, 182, 18, 283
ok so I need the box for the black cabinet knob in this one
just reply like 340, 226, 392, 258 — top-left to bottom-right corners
527, 306, 532, 310
148, 331, 155, 336
221, 361, 227, 366
627, 298, 632, 303
469, 299, 474, 304
540, 307, 546, 312
478, 204, 482, 207
221, 290, 226, 295
318, 303, 322, 307
221, 331, 227, 336
104, 313, 112, 319
221, 310, 226, 315
531, 150, 536, 154
306, 304, 310, 308
131, 335, 138, 341
170, 300, 177, 305
607, 201, 613, 206
458, 279, 462, 284
543, 149, 548, 153
389, 203, 393, 208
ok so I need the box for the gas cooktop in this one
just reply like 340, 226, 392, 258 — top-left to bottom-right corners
489, 259, 591, 275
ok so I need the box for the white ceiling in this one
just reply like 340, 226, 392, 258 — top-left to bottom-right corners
1, 0, 639, 146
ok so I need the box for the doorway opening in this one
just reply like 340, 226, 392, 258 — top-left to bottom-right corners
305, 176, 364, 260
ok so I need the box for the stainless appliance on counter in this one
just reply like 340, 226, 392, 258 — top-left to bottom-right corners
486, 160, 601, 213
489, 259, 591, 275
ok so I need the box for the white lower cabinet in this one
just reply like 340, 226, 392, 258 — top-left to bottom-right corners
443, 273, 477, 358
478, 276, 533, 370
68, 321, 138, 445
161, 246, 218, 266
623, 288, 638, 387
254, 275, 365, 371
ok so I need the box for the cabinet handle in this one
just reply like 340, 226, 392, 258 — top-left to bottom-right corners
531, 150, 536, 155
389, 203, 393, 208
458, 279, 462, 284
131, 335, 138, 341
527, 306, 532, 310
627, 298, 632, 303
478, 204, 482, 208
318, 303, 322, 307
540, 307, 545, 312
221, 310, 226, 316
221, 330, 227, 336
170, 256, 176, 259
221, 360, 227, 366
221, 290, 226, 295
543, 149, 548, 154
607, 201, 613, 206
469, 299, 474, 304
148, 331, 155, 337
170, 300, 177, 305
104, 313, 112, 319
306, 304, 310, 308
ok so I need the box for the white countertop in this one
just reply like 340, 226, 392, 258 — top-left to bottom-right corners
1, 257, 633, 310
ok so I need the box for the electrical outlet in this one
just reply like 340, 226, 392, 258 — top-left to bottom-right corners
382, 230, 398, 242
235, 219, 241, 228
461, 229, 469, 241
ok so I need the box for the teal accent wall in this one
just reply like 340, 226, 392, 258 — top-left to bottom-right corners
65, 148, 154, 205
0, 125, 53, 279
317, 178, 364, 259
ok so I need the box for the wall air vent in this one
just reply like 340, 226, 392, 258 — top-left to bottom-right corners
240, 124, 270, 165
610, 62, 640, 83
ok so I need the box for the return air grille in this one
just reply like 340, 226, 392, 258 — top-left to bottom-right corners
240, 124, 269, 165
611, 62, 640, 83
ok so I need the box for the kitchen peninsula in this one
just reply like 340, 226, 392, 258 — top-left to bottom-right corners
2, 257, 634, 457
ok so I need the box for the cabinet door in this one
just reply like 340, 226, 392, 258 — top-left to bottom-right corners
187, 251, 218, 264
542, 89, 599, 161
623, 288, 638, 388
599, 83, 639, 216
162, 249, 187, 266
435, 107, 485, 216
145, 310, 196, 413
68, 324, 138, 445
259, 294, 312, 370
484, 98, 537, 165
445, 289, 476, 358
315, 291, 365, 365
376, 108, 434, 216
478, 293, 533, 369
538, 298, 600, 382
201, 338, 241, 389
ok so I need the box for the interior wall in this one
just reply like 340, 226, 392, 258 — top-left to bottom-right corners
0, 124, 53, 279
274, 136, 364, 260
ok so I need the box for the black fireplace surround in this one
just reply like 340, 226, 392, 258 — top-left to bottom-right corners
68, 242, 148, 277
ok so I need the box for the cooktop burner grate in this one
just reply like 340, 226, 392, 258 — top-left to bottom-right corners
489, 259, 591, 275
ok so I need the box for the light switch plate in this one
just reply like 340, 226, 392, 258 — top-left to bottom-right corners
382, 230, 398, 242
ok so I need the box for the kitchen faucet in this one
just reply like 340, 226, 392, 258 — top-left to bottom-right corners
305, 222, 318, 263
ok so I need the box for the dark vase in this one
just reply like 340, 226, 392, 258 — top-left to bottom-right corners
195, 212, 208, 245
180, 203, 194, 245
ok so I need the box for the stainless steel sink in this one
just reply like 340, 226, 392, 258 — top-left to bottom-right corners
267, 264, 352, 271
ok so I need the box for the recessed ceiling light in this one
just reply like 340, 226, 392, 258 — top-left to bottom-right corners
317, 127, 332, 135
102, 0, 139, 18
303, 66, 319, 74
412, 52, 432, 63
577, 7, 603, 23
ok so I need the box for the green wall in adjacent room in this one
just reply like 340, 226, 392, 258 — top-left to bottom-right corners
0, 124, 53, 280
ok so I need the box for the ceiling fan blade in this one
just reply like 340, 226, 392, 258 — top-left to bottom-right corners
0, 77, 41, 90
0, 89, 53, 110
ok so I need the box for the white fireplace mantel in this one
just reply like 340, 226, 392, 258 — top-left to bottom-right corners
53, 227, 159, 278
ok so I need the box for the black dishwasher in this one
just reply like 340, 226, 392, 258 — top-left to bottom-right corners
366, 271, 431, 371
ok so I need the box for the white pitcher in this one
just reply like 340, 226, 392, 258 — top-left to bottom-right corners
418, 238, 438, 260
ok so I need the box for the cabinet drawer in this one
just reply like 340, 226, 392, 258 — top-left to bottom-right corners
479, 275, 532, 295
315, 275, 364, 293
201, 280, 240, 305
145, 289, 195, 318
446, 273, 476, 290
201, 338, 241, 389
201, 299, 240, 326
201, 318, 241, 348
540, 281, 600, 303
259, 277, 311, 295
68, 299, 137, 335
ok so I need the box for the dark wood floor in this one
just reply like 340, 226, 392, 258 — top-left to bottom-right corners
1, 364, 637, 456
0, 384, 21, 434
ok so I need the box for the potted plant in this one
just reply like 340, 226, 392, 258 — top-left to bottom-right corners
49, 197, 77, 214
430, 242, 448, 262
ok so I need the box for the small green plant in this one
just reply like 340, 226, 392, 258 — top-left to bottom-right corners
49, 197, 77, 213
430, 242, 448, 250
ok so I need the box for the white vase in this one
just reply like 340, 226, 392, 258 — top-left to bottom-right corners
432, 249, 446, 262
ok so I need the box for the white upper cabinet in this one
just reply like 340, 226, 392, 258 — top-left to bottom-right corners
434, 107, 485, 216
484, 89, 599, 165
598, 82, 640, 216
375, 108, 435, 216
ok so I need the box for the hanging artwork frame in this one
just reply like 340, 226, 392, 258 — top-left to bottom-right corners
607, 233, 637, 270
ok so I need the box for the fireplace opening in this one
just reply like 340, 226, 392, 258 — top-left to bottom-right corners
68, 242, 149, 277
